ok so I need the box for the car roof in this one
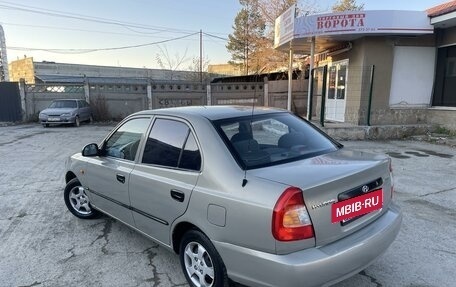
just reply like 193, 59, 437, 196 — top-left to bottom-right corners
133, 106, 287, 121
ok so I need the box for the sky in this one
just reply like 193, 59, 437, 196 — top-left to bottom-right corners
0, 0, 448, 70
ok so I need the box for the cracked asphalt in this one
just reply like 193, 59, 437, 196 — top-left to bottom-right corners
0, 124, 455, 287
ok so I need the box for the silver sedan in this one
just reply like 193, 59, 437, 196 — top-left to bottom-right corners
39, 99, 92, 127
64, 106, 402, 287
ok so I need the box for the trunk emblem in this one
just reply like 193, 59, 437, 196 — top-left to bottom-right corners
362, 185, 370, 193
311, 199, 336, 210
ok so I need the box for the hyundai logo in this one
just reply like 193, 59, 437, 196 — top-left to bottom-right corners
362, 185, 370, 193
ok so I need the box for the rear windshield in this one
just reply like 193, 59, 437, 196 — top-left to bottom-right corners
49, 100, 77, 109
213, 112, 339, 169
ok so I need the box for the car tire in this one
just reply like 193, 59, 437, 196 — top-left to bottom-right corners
180, 230, 230, 287
74, 116, 80, 127
43, 123, 49, 128
64, 178, 100, 219
89, 115, 94, 124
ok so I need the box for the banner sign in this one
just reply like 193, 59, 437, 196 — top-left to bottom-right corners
274, 4, 296, 48
294, 10, 433, 38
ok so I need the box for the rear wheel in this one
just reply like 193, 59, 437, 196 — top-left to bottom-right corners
180, 230, 229, 287
42, 123, 49, 128
64, 178, 100, 219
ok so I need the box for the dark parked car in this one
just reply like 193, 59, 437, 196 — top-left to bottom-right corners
64, 106, 401, 287
39, 99, 92, 127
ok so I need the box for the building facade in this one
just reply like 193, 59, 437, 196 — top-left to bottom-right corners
208, 63, 243, 76
275, 1, 456, 131
8, 57, 201, 84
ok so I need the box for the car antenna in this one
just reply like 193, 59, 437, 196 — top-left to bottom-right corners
242, 65, 267, 188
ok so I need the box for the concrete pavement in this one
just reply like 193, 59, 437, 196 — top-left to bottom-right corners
0, 124, 454, 287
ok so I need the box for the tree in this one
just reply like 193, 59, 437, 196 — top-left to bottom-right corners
226, 0, 266, 75
227, 0, 320, 74
155, 45, 189, 80
332, 0, 364, 12
186, 55, 211, 82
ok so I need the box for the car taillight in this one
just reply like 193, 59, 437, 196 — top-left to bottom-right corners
272, 187, 314, 241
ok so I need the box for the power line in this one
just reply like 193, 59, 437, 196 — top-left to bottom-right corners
0, 22, 232, 43
204, 32, 229, 41
0, 22, 173, 38
7, 32, 199, 54
0, 1, 197, 35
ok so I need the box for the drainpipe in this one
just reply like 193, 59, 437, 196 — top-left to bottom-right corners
367, 65, 375, 126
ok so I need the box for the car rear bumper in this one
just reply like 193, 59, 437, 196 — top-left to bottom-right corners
213, 203, 402, 287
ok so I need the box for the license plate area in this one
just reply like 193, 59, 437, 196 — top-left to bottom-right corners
331, 189, 383, 224
48, 117, 61, 122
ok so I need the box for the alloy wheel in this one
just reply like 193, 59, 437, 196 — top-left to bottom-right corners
68, 186, 92, 215
184, 241, 215, 287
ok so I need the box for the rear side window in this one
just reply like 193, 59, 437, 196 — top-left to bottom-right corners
142, 118, 201, 171
180, 133, 201, 170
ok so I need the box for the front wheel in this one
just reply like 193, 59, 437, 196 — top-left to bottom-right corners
64, 178, 100, 219
179, 230, 229, 287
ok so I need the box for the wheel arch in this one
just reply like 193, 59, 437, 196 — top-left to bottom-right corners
65, 171, 77, 184
172, 221, 203, 254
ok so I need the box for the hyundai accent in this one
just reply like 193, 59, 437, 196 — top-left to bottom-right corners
64, 106, 402, 287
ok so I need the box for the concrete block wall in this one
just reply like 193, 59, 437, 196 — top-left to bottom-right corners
427, 109, 456, 131
211, 82, 265, 106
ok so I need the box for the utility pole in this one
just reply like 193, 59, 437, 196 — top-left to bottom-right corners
200, 29, 203, 83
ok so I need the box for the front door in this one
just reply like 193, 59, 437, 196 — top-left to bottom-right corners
326, 60, 348, 122
84, 117, 151, 226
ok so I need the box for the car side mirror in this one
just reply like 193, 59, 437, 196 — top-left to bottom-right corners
82, 143, 99, 157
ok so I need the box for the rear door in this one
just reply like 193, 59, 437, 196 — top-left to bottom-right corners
84, 117, 151, 225
129, 117, 202, 245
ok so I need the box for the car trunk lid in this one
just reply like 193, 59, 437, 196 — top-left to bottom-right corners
251, 148, 393, 246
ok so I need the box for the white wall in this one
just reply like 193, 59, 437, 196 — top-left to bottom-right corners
389, 46, 435, 108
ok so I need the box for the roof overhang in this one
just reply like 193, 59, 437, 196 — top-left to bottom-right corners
430, 10, 456, 28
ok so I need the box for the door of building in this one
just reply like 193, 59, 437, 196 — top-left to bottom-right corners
325, 60, 348, 122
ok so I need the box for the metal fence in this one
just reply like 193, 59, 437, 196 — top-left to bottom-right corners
0, 82, 22, 122
14, 76, 319, 122
21, 80, 207, 121
25, 84, 86, 120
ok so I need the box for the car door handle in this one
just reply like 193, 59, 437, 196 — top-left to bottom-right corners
116, 174, 126, 184
170, 189, 185, 202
